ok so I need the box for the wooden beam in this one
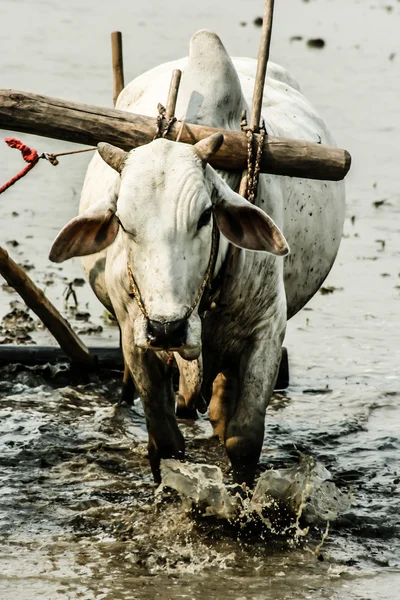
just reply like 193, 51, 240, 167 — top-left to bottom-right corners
111, 31, 125, 106
0, 89, 351, 181
0, 246, 95, 366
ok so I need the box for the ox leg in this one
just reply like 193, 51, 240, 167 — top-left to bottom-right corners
209, 371, 238, 442
123, 344, 185, 483
119, 328, 136, 406
120, 360, 136, 406
225, 334, 284, 487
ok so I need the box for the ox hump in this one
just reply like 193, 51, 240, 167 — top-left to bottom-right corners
179, 30, 244, 129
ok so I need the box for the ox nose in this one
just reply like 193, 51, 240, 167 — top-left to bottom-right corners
147, 319, 188, 350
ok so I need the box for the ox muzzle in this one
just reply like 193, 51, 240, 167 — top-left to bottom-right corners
146, 318, 188, 350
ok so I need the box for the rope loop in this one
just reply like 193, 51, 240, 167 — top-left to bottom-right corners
5, 137, 39, 163
153, 103, 176, 140
240, 115, 267, 204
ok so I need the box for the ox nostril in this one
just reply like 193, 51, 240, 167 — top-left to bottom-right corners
147, 319, 188, 349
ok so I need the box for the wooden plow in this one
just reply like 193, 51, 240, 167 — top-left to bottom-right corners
0, 0, 351, 382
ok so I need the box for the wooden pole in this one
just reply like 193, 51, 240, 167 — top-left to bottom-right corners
220, 1, 275, 305
0, 89, 351, 181
111, 31, 124, 106
251, 0, 274, 131
0, 246, 95, 366
165, 69, 182, 121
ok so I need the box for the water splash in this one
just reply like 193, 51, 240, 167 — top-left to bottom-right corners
159, 455, 352, 536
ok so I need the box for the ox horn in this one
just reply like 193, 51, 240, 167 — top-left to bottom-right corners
193, 132, 224, 166
97, 142, 128, 174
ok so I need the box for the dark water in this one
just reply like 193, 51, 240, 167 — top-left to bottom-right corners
0, 0, 400, 598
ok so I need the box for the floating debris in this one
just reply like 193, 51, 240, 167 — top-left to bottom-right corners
253, 16, 263, 27
75, 311, 91, 321
0, 301, 36, 345
320, 285, 343, 295
77, 325, 103, 335
73, 277, 86, 287
307, 38, 326, 49
303, 386, 332, 395
373, 199, 388, 208
290, 35, 303, 42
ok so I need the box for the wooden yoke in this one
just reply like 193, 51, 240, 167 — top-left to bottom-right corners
0, 89, 350, 182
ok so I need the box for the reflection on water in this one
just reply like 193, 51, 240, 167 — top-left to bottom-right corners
1, 0, 400, 597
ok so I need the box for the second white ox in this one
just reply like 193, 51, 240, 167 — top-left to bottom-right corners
49, 31, 345, 485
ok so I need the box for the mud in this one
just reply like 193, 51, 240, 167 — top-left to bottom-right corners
0, 0, 399, 598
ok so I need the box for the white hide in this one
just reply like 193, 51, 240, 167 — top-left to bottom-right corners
64, 30, 346, 483
80, 31, 345, 331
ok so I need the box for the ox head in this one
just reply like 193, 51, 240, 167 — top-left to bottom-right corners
49, 134, 289, 360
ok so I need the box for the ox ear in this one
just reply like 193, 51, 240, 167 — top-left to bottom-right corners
49, 198, 119, 263
209, 169, 289, 256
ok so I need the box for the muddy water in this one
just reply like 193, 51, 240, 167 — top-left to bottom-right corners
0, 0, 399, 598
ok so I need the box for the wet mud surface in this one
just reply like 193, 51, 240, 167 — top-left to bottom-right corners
1, 0, 400, 598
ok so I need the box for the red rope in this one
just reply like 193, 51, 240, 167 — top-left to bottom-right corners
0, 138, 41, 195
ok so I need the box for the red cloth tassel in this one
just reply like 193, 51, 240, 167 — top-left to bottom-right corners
0, 138, 40, 195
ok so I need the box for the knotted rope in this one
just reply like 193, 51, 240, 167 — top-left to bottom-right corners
153, 103, 177, 140
0, 138, 96, 196
241, 113, 267, 204
0, 138, 40, 195
127, 216, 220, 321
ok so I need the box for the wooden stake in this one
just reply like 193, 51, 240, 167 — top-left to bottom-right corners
220, 2, 275, 305
251, 0, 275, 131
0, 246, 95, 366
165, 69, 182, 121
0, 89, 351, 181
111, 31, 125, 106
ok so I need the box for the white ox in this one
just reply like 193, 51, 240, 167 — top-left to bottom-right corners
50, 31, 345, 485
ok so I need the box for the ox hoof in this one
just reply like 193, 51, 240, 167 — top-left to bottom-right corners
148, 436, 185, 484
275, 346, 289, 391
176, 405, 198, 420
225, 435, 261, 487
176, 394, 198, 420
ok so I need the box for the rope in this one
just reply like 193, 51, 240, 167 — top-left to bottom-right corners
0, 138, 40, 195
240, 114, 267, 204
127, 216, 219, 322
153, 103, 177, 140
0, 137, 96, 195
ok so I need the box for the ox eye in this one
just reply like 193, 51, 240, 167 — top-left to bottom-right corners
197, 208, 212, 230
